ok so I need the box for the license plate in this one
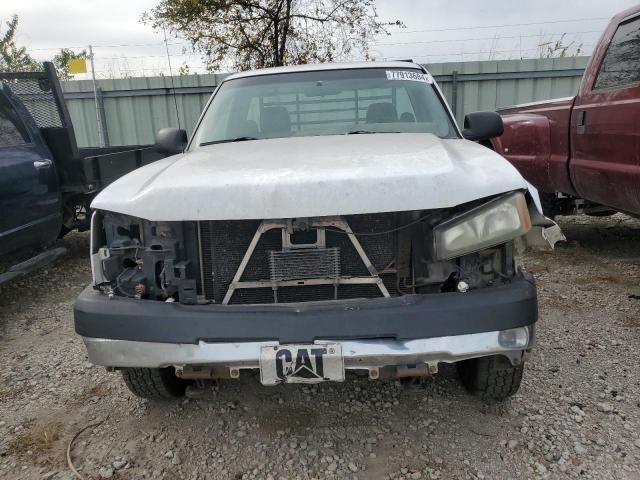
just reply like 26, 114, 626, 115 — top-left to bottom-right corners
259, 344, 344, 385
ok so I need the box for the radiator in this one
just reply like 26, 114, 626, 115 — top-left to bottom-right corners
198, 214, 399, 304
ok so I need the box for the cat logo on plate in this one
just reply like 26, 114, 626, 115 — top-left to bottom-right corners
260, 344, 345, 385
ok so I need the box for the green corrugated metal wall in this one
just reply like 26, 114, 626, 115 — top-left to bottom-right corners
428, 57, 588, 119
61, 56, 589, 147
62, 73, 228, 147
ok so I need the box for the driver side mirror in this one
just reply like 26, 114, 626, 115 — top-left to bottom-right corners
462, 111, 504, 142
154, 128, 187, 155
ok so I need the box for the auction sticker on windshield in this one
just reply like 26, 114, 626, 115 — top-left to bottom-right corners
260, 344, 345, 385
386, 70, 432, 83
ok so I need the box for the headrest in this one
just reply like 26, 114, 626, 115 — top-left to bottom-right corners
261, 106, 291, 136
366, 103, 398, 123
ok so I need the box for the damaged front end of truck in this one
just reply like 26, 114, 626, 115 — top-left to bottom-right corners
89, 190, 557, 306
74, 62, 562, 402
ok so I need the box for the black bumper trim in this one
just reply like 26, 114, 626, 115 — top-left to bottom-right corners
74, 274, 537, 344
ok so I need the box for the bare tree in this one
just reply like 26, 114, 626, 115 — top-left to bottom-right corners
142, 0, 403, 71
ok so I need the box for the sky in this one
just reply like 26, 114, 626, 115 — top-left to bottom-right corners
1, 0, 638, 78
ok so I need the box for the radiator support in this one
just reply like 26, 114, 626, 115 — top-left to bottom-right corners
221, 217, 390, 305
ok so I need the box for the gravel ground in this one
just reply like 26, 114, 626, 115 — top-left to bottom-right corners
0, 215, 639, 480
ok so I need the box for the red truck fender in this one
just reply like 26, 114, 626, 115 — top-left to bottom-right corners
490, 114, 554, 192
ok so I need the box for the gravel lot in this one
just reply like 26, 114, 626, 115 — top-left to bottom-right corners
0, 215, 639, 480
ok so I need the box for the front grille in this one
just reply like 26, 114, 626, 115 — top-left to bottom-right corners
269, 248, 340, 281
198, 214, 401, 304
201, 220, 261, 301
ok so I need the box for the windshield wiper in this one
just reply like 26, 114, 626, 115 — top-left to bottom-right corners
200, 136, 259, 146
346, 129, 400, 135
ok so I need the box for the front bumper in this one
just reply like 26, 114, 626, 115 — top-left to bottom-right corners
81, 327, 533, 370
75, 273, 537, 369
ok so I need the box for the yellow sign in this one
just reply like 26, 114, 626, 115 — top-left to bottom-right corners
68, 58, 87, 74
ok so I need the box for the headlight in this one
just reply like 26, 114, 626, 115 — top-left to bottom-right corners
434, 192, 531, 260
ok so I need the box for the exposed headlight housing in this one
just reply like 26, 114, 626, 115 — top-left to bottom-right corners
91, 211, 198, 304
434, 192, 531, 260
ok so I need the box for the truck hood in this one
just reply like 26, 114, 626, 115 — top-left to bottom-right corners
92, 133, 530, 221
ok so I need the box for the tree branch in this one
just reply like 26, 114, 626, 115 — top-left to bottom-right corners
142, 0, 403, 72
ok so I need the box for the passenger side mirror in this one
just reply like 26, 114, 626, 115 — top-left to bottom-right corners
154, 128, 187, 155
462, 112, 504, 142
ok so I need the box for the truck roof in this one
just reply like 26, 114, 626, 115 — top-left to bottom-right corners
225, 61, 426, 81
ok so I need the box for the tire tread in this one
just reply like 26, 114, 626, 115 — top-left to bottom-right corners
458, 355, 524, 402
121, 367, 186, 400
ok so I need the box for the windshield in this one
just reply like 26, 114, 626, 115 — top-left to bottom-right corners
191, 68, 458, 148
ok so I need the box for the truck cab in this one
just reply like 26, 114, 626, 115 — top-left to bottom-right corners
491, 5, 640, 217
0, 82, 62, 257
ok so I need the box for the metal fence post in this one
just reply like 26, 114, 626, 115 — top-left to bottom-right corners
89, 45, 105, 147
96, 88, 110, 147
451, 70, 459, 121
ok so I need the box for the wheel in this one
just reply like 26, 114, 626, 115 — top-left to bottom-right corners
457, 355, 524, 401
121, 367, 188, 400
539, 192, 566, 218
58, 225, 72, 239
59, 201, 75, 238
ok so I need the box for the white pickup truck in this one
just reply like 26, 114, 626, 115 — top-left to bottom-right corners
74, 62, 560, 401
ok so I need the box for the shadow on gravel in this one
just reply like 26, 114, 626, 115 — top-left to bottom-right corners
0, 232, 91, 332
556, 215, 640, 261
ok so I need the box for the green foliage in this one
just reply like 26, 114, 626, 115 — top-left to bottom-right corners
0, 15, 41, 72
142, 0, 403, 72
0, 14, 88, 78
178, 62, 190, 75
53, 48, 89, 80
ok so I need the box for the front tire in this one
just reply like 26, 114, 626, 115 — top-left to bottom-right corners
121, 367, 188, 400
457, 355, 524, 401
539, 192, 568, 218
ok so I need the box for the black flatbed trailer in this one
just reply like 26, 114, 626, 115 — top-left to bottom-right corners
0, 62, 166, 282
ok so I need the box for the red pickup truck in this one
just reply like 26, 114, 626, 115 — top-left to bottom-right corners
491, 5, 640, 217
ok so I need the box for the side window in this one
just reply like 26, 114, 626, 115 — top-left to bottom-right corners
594, 17, 640, 90
0, 95, 29, 147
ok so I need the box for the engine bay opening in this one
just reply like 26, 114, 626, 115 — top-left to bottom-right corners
95, 204, 519, 305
